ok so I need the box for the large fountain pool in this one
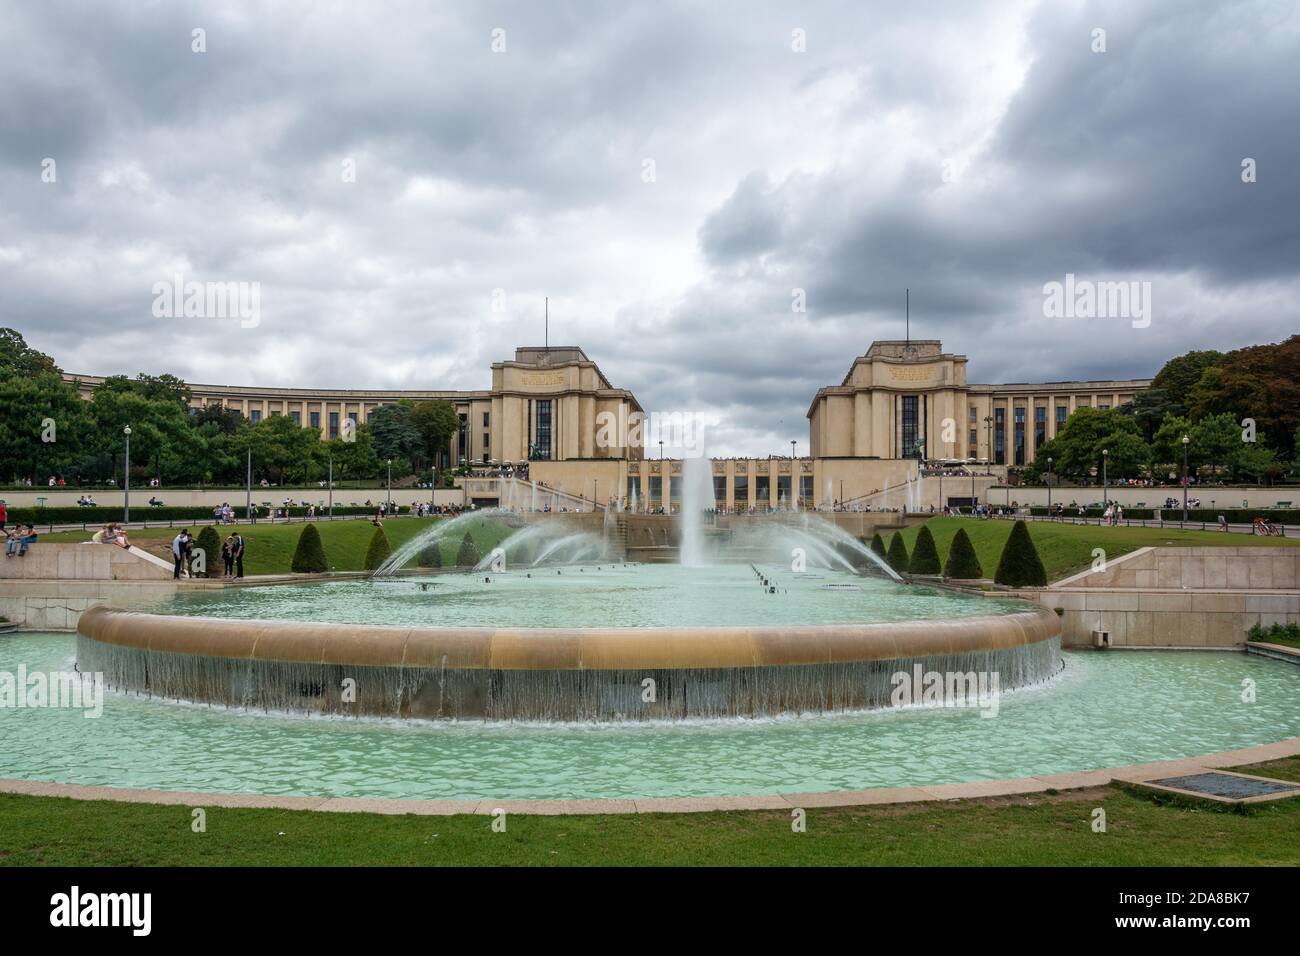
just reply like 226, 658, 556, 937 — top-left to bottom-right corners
4, 632, 1299, 800
149, 564, 1029, 628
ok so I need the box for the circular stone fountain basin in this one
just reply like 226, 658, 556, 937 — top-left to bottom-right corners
76, 564, 1061, 721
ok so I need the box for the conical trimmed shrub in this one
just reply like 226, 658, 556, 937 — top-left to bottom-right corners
456, 531, 481, 568
886, 533, 910, 575
363, 526, 392, 571
417, 537, 443, 568
195, 526, 221, 578
291, 523, 328, 573
994, 520, 1047, 587
870, 533, 887, 558
943, 527, 983, 579
908, 525, 941, 575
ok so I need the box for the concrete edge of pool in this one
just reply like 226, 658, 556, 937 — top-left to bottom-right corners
3, 736, 1299, 815
75, 603, 1064, 720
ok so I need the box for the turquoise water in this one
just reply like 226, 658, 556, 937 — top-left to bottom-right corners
3, 632, 1299, 799
151, 563, 1029, 627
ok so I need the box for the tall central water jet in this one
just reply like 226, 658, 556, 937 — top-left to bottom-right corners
679, 456, 715, 566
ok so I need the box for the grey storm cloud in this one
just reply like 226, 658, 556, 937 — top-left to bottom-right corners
0, 0, 1297, 456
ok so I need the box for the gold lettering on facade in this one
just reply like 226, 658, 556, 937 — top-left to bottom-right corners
521, 373, 565, 386
888, 365, 937, 382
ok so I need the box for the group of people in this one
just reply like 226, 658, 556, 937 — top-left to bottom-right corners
166, 529, 246, 579
90, 523, 132, 548
4, 524, 38, 557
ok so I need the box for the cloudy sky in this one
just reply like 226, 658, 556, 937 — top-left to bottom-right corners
2, 0, 1297, 455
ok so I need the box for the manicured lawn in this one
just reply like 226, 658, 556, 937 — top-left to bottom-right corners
891, 517, 1300, 583
38, 517, 512, 576
3, 757, 1299, 866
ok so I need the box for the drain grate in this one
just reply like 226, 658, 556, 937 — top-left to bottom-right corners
1149, 771, 1300, 800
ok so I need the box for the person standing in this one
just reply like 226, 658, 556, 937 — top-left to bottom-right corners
171, 530, 187, 579
222, 535, 235, 577
0, 499, 7, 532
232, 531, 245, 580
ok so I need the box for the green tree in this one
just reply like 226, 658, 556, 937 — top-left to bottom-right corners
1118, 388, 1179, 443
456, 531, 481, 567
869, 532, 886, 558
943, 528, 983, 579
1190, 413, 1239, 479
1150, 415, 1195, 479
1151, 349, 1222, 412
994, 520, 1047, 587
408, 399, 459, 471
291, 523, 328, 573
1233, 443, 1276, 484
908, 525, 941, 575
417, 537, 443, 568
363, 527, 392, 571
194, 526, 221, 578
367, 403, 422, 468
885, 533, 909, 575
0, 327, 59, 377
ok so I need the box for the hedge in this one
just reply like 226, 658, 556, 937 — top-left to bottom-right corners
994, 520, 1047, 587
291, 524, 329, 573
908, 525, 941, 575
943, 527, 983, 579
1028, 507, 1297, 523
1, 504, 384, 526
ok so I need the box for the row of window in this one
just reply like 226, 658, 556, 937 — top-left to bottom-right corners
626, 474, 815, 503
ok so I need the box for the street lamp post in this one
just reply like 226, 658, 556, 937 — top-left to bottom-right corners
1181, 434, 1190, 524
122, 426, 131, 524
1102, 448, 1109, 515
386, 459, 392, 515
245, 448, 252, 521
593, 479, 598, 513
327, 451, 333, 517
659, 440, 664, 460
1047, 457, 1053, 518
791, 440, 797, 507
983, 416, 993, 466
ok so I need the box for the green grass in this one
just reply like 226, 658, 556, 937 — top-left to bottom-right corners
38, 517, 512, 577
895, 517, 1300, 584
3, 757, 1299, 866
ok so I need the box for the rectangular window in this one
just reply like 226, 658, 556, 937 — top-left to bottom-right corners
756, 475, 770, 503
290, 411, 300, 425
310, 411, 320, 429
627, 476, 641, 503
970, 428, 978, 451
1099, 403, 1110, 411
328, 411, 339, 439
270, 410, 281, 417
250, 410, 262, 424
534, 400, 552, 461
483, 432, 489, 453
1014, 407, 1025, 466
712, 475, 726, 505
483, 412, 490, 427
734, 474, 749, 506
969, 406, 977, 422
458, 414, 468, 464
1034, 406, 1046, 449
994, 408, 1005, 465
1056, 405, 1067, 429
776, 475, 791, 504
649, 476, 662, 502
901, 395, 919, 458
800, 474, 813, 502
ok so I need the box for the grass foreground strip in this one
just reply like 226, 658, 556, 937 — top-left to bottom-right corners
2, 756, 1299, 867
